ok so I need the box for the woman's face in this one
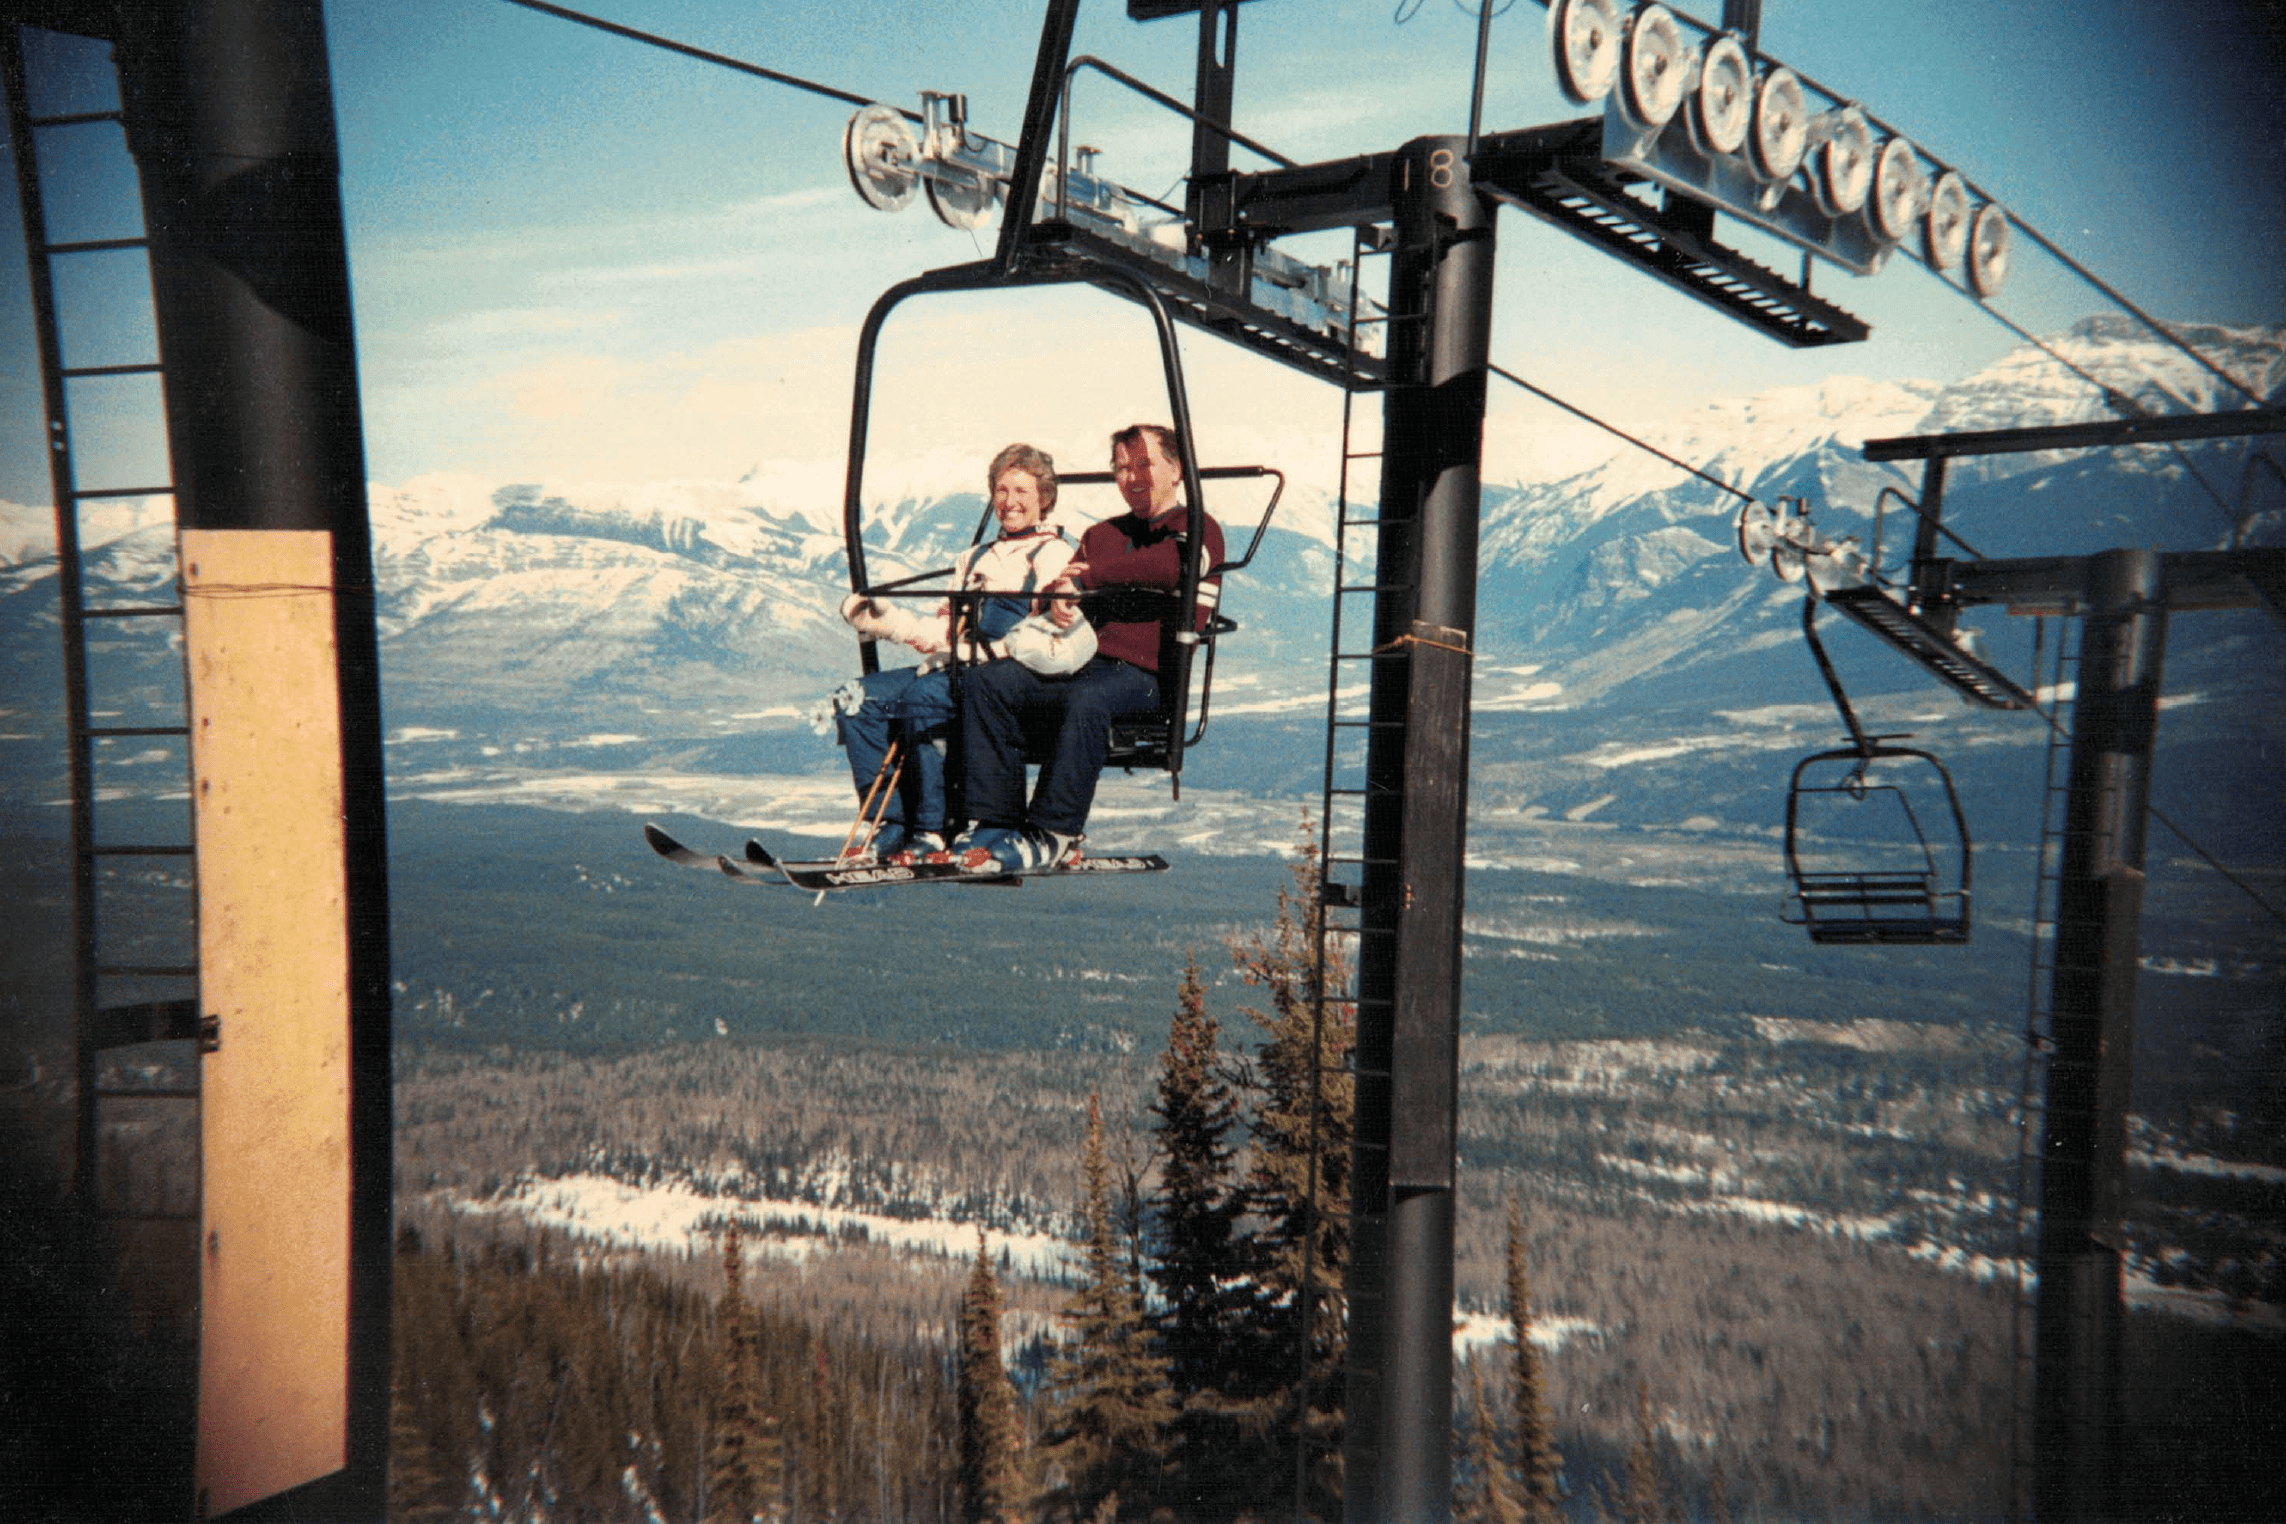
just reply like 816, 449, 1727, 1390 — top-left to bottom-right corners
993, 467, 1046, 534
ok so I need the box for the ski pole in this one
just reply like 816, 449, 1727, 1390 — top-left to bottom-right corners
841, 739, 905, 862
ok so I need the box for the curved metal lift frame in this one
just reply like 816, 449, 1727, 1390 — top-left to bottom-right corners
1782, 596, 1973, 944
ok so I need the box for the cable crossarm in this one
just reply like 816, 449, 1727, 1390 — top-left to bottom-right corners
494, 0, 907, 117
1063, 55, 1297, 170
1955, 299, 2243, 530
1490, 362, 1757, 505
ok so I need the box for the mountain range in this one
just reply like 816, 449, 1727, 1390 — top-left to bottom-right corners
1, 316, 2280, 860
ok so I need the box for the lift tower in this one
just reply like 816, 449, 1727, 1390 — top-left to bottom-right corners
4, 0, 391, 1516
1856, 413, 2286, 1524
945, 0, 1962, 1513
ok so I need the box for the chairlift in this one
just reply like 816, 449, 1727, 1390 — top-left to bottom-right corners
1781, 596, 1973, 944
837, 258, 1287, 797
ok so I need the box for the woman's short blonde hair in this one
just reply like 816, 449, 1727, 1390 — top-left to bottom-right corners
987, 442, 1058, 515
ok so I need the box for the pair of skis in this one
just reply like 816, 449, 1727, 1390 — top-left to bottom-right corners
642, 822, 1169, 893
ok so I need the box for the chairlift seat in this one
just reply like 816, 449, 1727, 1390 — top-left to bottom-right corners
1789, 868, 1971, 945
1011, 609, 1238, 772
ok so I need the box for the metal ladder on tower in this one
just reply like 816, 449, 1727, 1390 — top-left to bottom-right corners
1284, 220, 1398, 1518
4, 22, 203, 1232
2007, 610, 2079, 1524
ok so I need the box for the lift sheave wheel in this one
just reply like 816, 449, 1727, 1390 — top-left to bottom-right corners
1619, 4, 1689, 131
1736, 499, 1778, 567
1767, 499, 1809, 583
1868, 136, 1926, 245
1812, 108, 1875, 217
1690, 33, 1753, 158
844, 103, 921, 213
1968, 202, 2012, 298
1550, 0, 1624, 106
1749, 67, 1809, 183
926, 170, 998, 231
1924, 170, 1971, 270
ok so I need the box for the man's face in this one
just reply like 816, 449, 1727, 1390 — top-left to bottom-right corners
992, 467, 1046, 535
1112, 432, 1180, 521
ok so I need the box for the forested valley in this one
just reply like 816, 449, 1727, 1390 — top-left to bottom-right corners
5, 821, 2274, 1522
386, 853, 2213, 1524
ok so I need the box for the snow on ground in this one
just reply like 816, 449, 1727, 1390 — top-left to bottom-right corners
1748, 1016, 1983, 1055
385, 760, 1343, 862
2123, 1273, 2286, 1332
441, 1170, 1619, 1356
2131, 1144, 2286, 1185
1452, 1306, 1603, 1358
439, 1171, 1077, 1282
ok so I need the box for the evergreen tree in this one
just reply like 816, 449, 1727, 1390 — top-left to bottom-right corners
1147, 964, 1245, 1385
1619, 1383, 1673, 1524
708, 1224, 784, 1523
1226, 822, 1353, 1517
1455, 1364, 1525, 1524
1503, 1195, 1565, 1521
1147, 958, 1253, 1515
1041, 1091, 1175, 1520
957, 1230, 1028, 1524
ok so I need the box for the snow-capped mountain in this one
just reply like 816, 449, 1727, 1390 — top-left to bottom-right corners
1918, 317, 2285, 464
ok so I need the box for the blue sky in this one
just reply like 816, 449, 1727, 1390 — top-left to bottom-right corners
2, 0, 2281, 507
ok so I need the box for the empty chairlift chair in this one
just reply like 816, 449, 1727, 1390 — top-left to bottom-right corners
1781, 597, 1974, 944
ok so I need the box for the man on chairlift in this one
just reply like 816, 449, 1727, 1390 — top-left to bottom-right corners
953, 422, 1224, 873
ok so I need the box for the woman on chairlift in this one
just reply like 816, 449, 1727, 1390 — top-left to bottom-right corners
826, 442, 1092, 864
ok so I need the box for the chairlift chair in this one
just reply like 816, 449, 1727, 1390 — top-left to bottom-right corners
1782, 745, 1972, 944
837, 255, 1286, 800
1781, 596, 1974, 944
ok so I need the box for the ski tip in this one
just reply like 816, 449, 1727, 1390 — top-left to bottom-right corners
642, 822, 681, 856
714, 856, 745, 879
743, 839, 778, 869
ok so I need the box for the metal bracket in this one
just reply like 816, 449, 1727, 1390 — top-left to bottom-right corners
197, 1014, 221, 1053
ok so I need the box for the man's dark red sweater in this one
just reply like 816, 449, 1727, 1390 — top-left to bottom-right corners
1075, 508, 1226, 673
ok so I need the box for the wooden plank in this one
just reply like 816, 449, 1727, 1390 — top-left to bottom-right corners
1388, 621, 1470, 1192
182, 529, 351, 1518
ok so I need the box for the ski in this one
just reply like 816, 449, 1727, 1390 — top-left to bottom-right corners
649, 823, 1168, 893
745, 835, 1167, 892
642, 823, 783, 885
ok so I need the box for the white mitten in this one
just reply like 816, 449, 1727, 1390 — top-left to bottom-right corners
841, 593, 946, 651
